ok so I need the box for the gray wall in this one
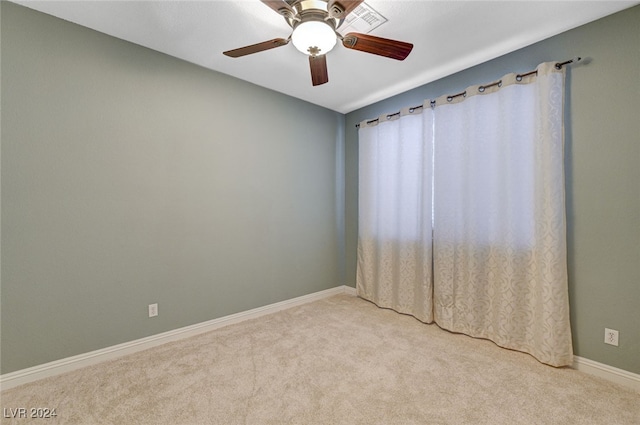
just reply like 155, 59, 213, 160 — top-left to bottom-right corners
345, 6, 640, 374
1, 2, 344, 373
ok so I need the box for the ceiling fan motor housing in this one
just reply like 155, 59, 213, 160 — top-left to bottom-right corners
284, 1, 343, 27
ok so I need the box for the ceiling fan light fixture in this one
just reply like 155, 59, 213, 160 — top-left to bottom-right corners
224, 1, 413, 87
291, 20, 337, 56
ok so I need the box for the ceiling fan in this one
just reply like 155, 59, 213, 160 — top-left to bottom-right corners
223, 0, 413, 86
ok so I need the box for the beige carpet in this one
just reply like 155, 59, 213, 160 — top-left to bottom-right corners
1, 294, 639, 424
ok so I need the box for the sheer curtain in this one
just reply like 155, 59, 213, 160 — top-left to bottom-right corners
357, 62, 572, 366
433, 62, 571, 366
357, 107, 434, 323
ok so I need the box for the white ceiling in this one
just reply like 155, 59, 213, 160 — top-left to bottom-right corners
13, 0, 639, 113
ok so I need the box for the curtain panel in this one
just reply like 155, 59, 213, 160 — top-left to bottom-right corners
357, 62, 572, 367
357, 109, 434, 323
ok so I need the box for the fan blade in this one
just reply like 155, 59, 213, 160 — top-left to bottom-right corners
260, 1, 296, 18
328, 0, 364, 19
223, 38, 290, 58
342, 33, 413, 61
309, 55, 329, 86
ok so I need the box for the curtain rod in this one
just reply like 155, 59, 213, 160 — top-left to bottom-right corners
355, 57, 582, 128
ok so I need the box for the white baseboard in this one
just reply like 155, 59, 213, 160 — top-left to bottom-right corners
343, 285, 357, 296
0, 285, 355, 391
573, 356, 640, 392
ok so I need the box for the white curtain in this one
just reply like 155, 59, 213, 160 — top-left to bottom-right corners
357, 107, 434, 323
357, 62, 573, 366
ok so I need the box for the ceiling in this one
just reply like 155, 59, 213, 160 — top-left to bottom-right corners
13, 0, 639, 114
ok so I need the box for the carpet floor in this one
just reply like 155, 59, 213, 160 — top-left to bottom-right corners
1, 294, 639, 424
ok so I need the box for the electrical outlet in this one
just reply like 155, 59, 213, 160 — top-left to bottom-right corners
604, 328, 619, 346
148, 303, 158, 318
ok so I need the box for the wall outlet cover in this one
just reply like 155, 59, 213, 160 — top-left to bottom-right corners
604, 328, 619, 346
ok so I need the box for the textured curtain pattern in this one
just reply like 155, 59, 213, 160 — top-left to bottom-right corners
433, 63, 572, 367
357, 109, 434, 323
357, 62, 572, 367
